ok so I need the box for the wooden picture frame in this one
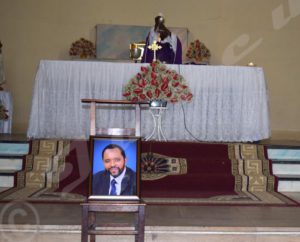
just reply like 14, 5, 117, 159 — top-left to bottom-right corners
88, 135, 141, 200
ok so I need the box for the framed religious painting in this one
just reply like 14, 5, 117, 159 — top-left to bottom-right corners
95, 24, 189, 61
88, 135, 141, 200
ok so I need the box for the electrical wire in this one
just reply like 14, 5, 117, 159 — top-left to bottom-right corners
180, 102, 203, 142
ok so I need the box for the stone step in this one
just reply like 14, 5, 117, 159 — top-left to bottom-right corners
272, 163, 300, 176
0, 156, 23, 188
0, 141, 28, 189
267, 147, 300, 192
277, 174, 300, 179
0, 142, 29, 156
267, 148, 300, 161
0, 174, 14, 187
278, 178, 300, 192
0, 187, 10, 192
1, 225, 300, 242
0, 157, 23, 171
272, 160, 300, 164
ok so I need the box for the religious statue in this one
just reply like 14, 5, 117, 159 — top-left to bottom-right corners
141, 14, 182, 64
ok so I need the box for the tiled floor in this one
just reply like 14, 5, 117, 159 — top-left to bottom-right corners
282, 192, 300, 202
0, 199, 300, 227
0, 187, 9, 193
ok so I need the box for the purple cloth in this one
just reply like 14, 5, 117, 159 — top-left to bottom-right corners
141, 34, 182, 64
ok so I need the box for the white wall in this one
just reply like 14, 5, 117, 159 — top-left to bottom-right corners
0, 0, 299, 139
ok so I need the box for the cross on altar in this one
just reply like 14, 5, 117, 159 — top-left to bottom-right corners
148, 41, 162, 62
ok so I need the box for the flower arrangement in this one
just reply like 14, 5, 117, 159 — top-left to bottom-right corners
69, 38, 96, 59
186, 39, 211, 64
123, 61, 193, 103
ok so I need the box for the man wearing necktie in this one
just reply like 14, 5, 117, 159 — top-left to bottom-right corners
92, 144, 136, 196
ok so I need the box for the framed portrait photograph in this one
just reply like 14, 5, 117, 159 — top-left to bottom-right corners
89, 136, 141, 200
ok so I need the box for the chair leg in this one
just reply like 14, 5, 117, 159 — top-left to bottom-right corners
90, 235, 96, 242
81, 206, 89, 242
136, 205, 145, 242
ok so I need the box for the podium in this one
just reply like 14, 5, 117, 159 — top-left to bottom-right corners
81, 99, 148, 136
81, 200, 146, 242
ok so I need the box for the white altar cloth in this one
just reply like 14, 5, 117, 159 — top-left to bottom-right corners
27, 60, 270, 141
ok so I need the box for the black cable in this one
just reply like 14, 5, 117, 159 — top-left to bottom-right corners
180, 102, 203, 142
177, 64, 202, 142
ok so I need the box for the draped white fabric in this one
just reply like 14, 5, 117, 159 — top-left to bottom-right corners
0, 91, 12, 133
27, 60, 270, 141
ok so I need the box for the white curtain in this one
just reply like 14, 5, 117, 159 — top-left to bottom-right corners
27, 60, 270, 141
0, 91, 12, 133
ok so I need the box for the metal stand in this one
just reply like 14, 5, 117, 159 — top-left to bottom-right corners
145, 107, 167, 141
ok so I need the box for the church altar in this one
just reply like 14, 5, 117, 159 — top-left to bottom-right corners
27, 60, 270, 141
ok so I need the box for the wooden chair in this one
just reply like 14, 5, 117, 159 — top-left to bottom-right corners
81, 200, 146, 242
81, 99, 147, 241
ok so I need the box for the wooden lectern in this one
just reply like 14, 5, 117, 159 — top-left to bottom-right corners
81, 99, 149, 136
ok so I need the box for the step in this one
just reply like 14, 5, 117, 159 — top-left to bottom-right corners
1, 225, 300, 242
0, 157, 23, 171
0, 142, 29, 156
267, 147, 300, 192
272, 163, 300, 176
278, 176, 300, 192
267, 148, 300, 161
0, 174, 14, 187
0, 187, 10, 192
271, 160, 300, 164
0, 156, 23, 188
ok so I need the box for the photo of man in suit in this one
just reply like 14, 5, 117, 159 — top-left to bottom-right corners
92, 144, 136, 196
